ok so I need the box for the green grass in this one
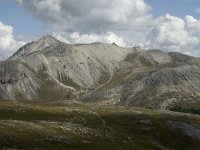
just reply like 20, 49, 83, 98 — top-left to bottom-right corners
0, 100, 200, 150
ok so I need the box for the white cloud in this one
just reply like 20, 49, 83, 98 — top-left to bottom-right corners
53, 31, 126, 46
17, 0, 151, 33
0, 21, 25, 60
69, 32, 101, 44
17, 0, 151, 48
104, 32, 126, 46
145, 14, 200, 56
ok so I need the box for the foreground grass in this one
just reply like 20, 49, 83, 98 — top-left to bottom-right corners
0, 100, 199, 150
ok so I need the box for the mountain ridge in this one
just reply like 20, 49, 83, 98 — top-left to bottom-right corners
1, 35, 200, 114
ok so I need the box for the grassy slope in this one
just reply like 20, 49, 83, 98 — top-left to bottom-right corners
0, 100, 199, 150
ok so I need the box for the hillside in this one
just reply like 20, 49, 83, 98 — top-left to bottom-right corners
0, 100, 200, 150
0, 35, 200, 114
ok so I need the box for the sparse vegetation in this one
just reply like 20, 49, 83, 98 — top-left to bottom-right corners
0, 100, 199, 150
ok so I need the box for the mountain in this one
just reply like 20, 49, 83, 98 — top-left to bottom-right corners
1, 35, 200, 114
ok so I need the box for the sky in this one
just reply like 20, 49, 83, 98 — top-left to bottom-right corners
0, 0, 200, 60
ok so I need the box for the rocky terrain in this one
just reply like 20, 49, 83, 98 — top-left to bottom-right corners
0, 100, 200, 150
0, 35, 200, 114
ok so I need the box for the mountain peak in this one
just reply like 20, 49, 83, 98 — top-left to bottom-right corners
38, 35, 58, 42
35, 35, 60, 46
36, 35, 60, 46
9, 35, 60, 60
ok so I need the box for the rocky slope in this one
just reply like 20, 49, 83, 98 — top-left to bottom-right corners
1, 35, 200, 114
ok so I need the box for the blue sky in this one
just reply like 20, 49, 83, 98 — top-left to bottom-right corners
0, 0, 200, 38
147, 0, 200, 19
0, 0, 200, 60
0, 0, 44, 38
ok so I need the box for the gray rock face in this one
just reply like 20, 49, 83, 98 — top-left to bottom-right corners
1, 35, 200, 113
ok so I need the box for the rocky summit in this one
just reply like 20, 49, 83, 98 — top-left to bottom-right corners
1, 35, 200, 114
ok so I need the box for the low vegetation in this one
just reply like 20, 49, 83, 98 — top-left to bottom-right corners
0, 100, 199, 150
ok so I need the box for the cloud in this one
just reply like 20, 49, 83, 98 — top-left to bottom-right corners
17, 0, 152, 49
145, 14, 200, 56
17, 0, 151, 33
0, 20, 25, 60
16, 0, 200, 57
53, 31, 126, 46
104, 32, 126, 46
